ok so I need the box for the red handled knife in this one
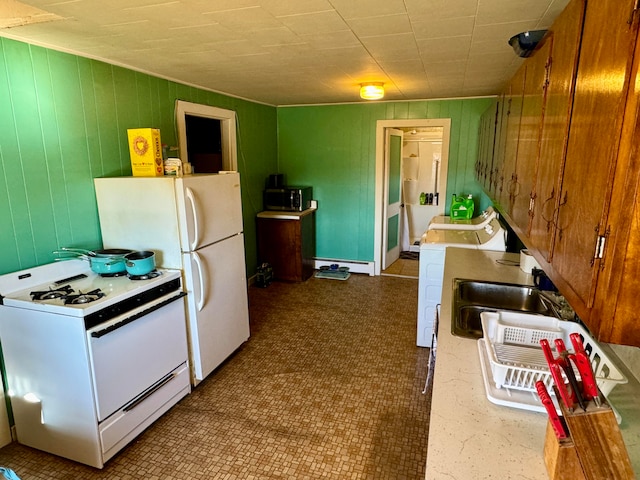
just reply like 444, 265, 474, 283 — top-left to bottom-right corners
554, 338, 587, 411
540, 339, 577, 412
569, 332, 602, 407
535, 380, 568, 439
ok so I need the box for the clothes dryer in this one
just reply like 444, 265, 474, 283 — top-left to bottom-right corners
417, 218, 506, 347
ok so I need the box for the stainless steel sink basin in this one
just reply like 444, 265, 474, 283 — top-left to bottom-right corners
451, 279, 555, 339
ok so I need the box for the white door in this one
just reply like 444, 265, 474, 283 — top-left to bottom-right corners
177, 173, 244, 250
182, 233, 250, 383
383, 128, 404, 269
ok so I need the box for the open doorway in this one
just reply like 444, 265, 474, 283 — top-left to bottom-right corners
175, 101, 238, 172
185, 115, 222, 173
374, 119, 451, 276
399, 127, 445, 252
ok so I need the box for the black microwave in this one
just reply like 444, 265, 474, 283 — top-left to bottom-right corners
263, 186, 312, 212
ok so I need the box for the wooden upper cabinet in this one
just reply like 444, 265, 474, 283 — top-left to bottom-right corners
529, 0, 585, 262
476, 100, 499, 191
551, 0, 639, 314
499, 67, 526, 213
591, 10, 640, 345
490, 93, 507, 200
510, 38, 552, 236
473, 0, 640, 345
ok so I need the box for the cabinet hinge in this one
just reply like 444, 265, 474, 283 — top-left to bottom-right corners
592, 226, 611, 267
594, 235, 606, 260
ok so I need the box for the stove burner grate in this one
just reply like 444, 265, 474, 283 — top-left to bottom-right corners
64, 289, 105, 305
31, 285, 74, 301
128, 270, 161, 280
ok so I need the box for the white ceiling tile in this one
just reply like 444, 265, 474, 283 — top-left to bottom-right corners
261, 0, 334, 17
405, 0, 478, 19
242, 26, 303, 46
476, 0, 551, 25
298, 30, 360, 49
418, 36, 472, 63
424, 60, 467, 76
345, 13, 412, 37
329, 0, 408, 20
472, 20, 534, 44
0, 0, 571, 104
359, 32, 419, 60
202, 6, 282, 30
412, 16, 475, 40
276, 9, 348, 35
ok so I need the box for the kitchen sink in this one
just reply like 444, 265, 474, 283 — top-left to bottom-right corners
451, 279, 555, 339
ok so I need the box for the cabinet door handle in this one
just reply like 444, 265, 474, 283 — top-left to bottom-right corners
541, 188, 556, 225
628, 0, 640, 25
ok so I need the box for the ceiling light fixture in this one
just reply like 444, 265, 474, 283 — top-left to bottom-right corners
360, 82, 384, 100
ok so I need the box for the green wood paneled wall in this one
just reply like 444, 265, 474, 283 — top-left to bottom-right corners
0, 37, 277, 276
276, 98, 493, 262
0, 35, 493, 275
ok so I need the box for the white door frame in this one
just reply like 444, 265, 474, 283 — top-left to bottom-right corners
382, 128, 404, 270
374, 118, 452, 275
175, 100, 238, 171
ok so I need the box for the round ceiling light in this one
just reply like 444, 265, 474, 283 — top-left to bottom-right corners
360, 82, 384, 100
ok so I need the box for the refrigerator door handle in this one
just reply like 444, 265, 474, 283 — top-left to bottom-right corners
192, 251, 208, 311
185, 187, 201, 251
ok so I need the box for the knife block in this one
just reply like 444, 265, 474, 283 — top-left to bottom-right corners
543, 388, 635, 480
543, 422, 586, 480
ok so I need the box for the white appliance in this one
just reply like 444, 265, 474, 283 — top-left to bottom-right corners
94, 173, 250, 384
0, 259, 190, 468
427, 206, 497, 230
416, 218, 507, 347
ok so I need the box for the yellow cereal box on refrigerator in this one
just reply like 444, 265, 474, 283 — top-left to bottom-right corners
127, 128, 164, 176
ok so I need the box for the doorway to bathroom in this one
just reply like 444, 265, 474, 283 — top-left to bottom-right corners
374, 119, 451, 275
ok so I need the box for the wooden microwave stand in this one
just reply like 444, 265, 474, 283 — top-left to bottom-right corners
256, 208, 316, 282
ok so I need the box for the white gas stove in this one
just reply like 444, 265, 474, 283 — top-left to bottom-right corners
0, 259, 180, 315
0, 259, 191, 468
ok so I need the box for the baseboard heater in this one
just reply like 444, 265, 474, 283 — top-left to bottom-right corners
313, 258, 375, 276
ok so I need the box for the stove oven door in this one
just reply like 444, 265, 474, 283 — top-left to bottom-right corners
88, 293, 189, 422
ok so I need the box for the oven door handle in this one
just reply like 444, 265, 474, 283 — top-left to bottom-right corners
122, 370, 178, 413
90, 292, 187, 338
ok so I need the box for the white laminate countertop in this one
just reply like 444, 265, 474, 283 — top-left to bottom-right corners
425, 247, 640, 479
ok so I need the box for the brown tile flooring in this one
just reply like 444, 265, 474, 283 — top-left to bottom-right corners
0, 274, 429, 479
381, 259, 419, 279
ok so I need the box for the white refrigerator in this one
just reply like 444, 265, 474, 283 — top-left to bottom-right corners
94, 173, 250, 384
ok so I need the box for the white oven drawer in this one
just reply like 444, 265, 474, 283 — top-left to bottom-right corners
100, 363, 190, 460
89, 294, 189, 421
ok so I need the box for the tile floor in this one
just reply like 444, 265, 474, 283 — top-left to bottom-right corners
381, 259, 419, 278
0, 274, 429, 479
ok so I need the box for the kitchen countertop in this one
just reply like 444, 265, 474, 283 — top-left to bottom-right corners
425, 247, 640, 479
256, 207, 316, 220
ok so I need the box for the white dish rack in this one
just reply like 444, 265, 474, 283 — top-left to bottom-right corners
479, 311, 627, 399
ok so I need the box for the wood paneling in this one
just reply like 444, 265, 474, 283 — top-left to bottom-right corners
276, 98, 493, 262
0, 37, 278, 276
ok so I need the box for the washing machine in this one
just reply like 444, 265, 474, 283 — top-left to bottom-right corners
427, 206, 497, 230
416, 217, 507, 347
